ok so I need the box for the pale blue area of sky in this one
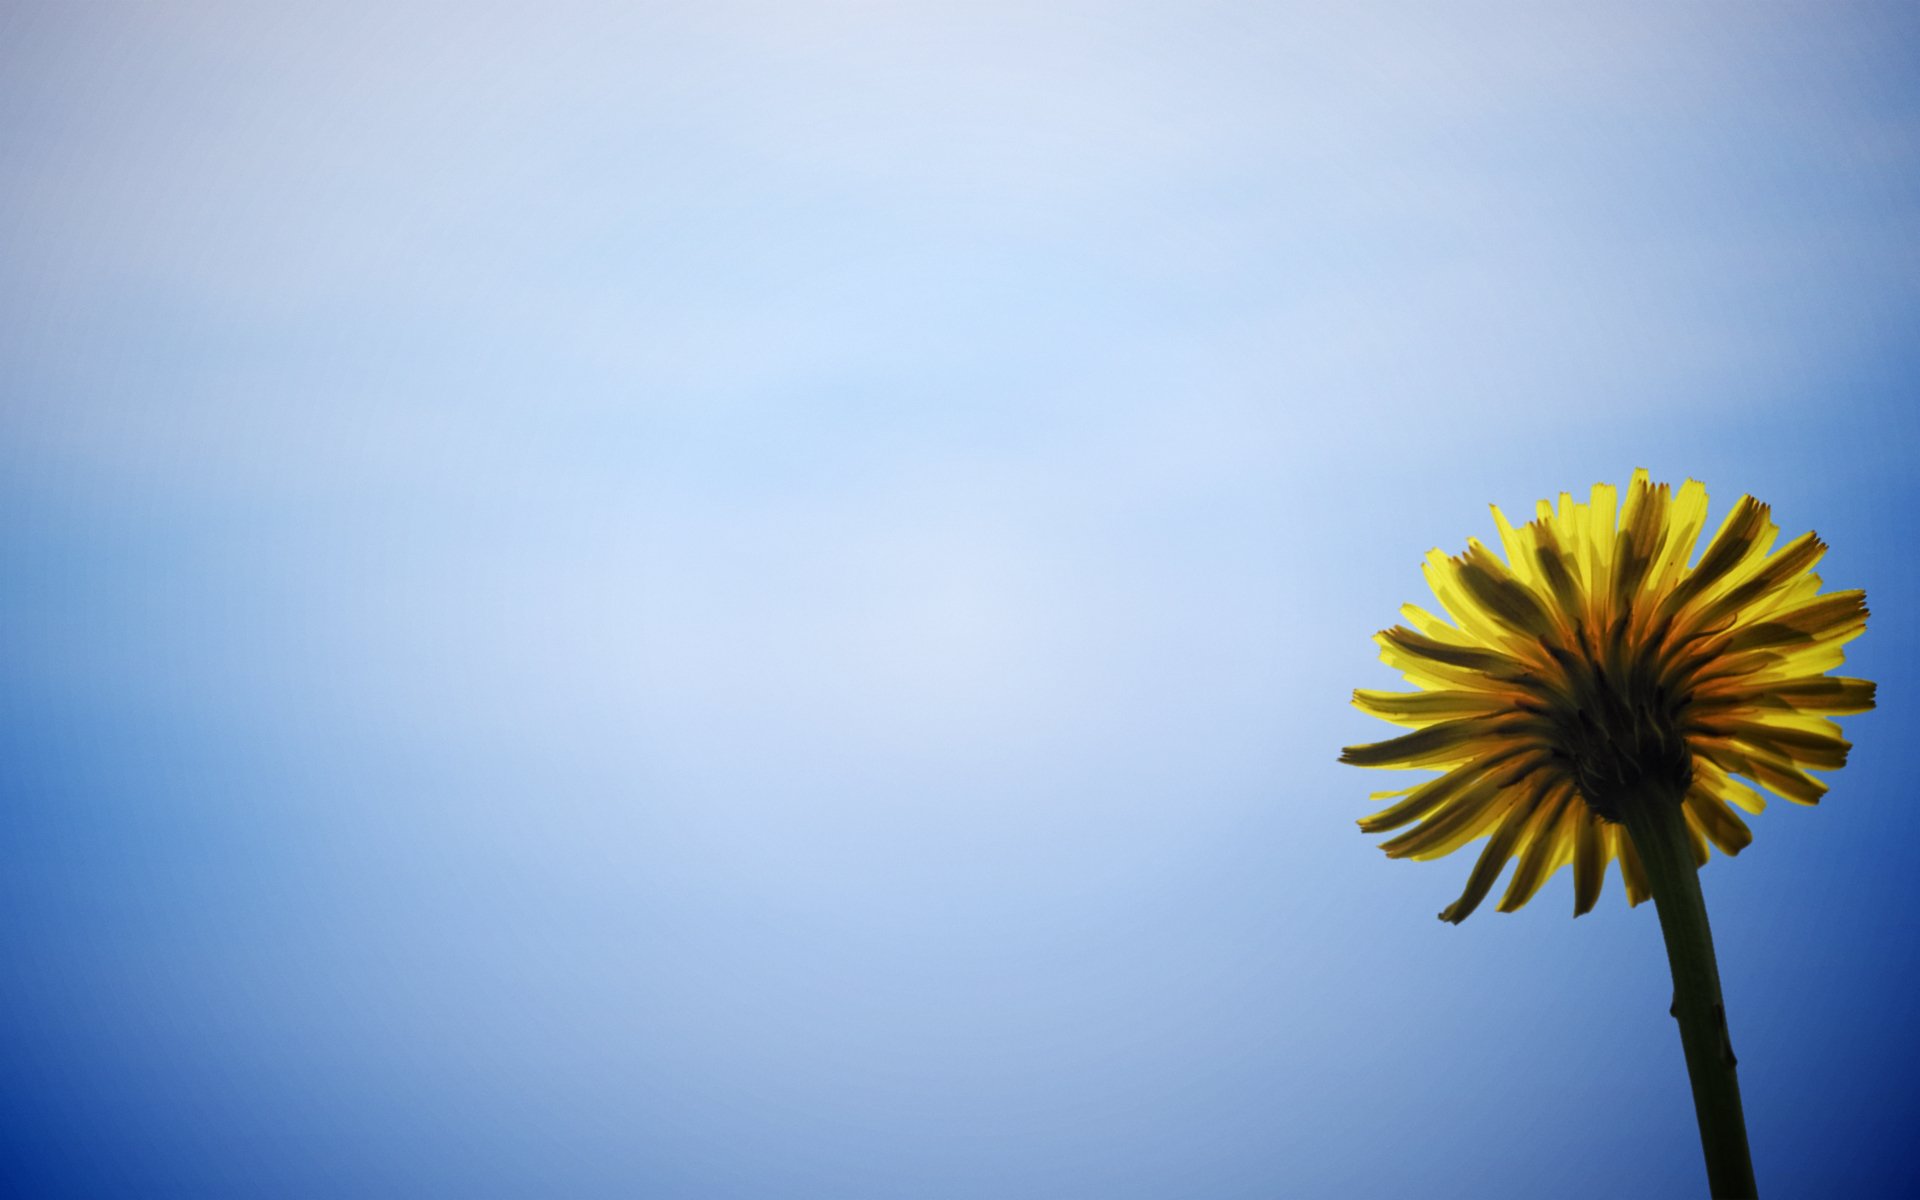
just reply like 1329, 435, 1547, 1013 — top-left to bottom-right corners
3, 3, 1918, 1196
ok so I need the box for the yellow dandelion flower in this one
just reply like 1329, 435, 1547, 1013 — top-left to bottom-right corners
1343, 469, 1873, 924
1341, 469, 1875, 1198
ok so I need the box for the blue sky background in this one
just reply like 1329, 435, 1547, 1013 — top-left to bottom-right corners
3, 3, 1918, 1196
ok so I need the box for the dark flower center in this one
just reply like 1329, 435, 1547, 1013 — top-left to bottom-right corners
1540, 626, 1693, 822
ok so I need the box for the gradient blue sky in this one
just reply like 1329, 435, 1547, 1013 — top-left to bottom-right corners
3, 3, 1918, 1196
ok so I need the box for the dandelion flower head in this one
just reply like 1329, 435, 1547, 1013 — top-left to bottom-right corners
1342, 469, 1873, 923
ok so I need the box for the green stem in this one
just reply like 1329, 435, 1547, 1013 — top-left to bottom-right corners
1620, 792, 1758, 1199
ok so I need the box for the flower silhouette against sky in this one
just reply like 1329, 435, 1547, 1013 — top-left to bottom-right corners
1341, 469, 1876, 1196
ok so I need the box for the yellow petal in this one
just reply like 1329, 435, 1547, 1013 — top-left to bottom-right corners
1690, 532, 1826, 633
1694, 757, 1766, 814
1645, 478, 1709, 596
1705, 719, 1851, 771
1379, 773, 1528, 861
1572, 810, 1609, 916
1439, 776, 1556, 923
1497, 784, 1578, 913
1685, 787, 1753, 856
1491, 504, 1540, 591
1352, 688, 1512, 727
1357, 752, 1524, 833
1456, 548, 1556, 641
1767, 676, 1875, 715
1341, 715, 1532, 769
1616, 827, 1652, 906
